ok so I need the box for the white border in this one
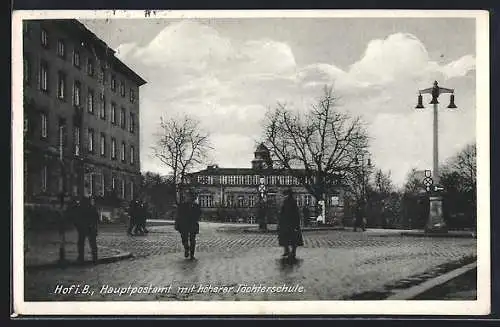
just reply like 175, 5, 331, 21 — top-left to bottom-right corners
11, 9, 490, 316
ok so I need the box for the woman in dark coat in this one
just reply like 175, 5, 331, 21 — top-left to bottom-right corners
175, 190, 201, 260
278, 188, 304, 259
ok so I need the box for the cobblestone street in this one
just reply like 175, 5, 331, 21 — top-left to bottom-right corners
23, 222, 476, 301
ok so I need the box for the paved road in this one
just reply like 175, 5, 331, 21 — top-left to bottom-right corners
24, 222, 476, 301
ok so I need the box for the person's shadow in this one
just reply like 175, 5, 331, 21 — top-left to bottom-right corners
277, 256, 303, 272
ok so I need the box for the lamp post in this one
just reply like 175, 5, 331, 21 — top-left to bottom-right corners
415, 80, 457, 233
354, 153, 372, 230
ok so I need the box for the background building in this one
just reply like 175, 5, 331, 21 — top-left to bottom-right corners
23, 19, 146, 214
184, 144, 345, 224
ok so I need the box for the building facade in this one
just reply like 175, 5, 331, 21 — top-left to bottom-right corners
23, 19, 146, 208
184, 144, 345, 224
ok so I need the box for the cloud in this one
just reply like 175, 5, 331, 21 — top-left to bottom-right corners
111, 22, 476, 188
440, 54, 476, 79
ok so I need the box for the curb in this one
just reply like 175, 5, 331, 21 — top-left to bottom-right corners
25, 250, 133, 272
386, 261, 477, 300
400, 232, 476, 239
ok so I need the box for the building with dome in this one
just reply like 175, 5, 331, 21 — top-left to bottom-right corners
184, 144, 346, 224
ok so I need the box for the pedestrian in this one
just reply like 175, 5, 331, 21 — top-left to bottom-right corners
278, 188, 303, 260
354, 202, 366, 232
127, 198, 139, 236
174, 190, 201, 260
73, 196, 99, 264
136, 200, 150, 235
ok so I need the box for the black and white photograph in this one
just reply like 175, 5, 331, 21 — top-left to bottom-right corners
12, 10, 489, 315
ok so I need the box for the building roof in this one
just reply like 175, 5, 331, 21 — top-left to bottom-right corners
55, 19, 147, 86
255, 143, 270, 153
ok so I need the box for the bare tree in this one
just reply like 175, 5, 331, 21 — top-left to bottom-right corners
451, 143, 476, 191
263, 86, 369, 202
152, 115, 212, 203
403, 168, 424, 195
374, 169, 394, 195
439, 142, 477, 229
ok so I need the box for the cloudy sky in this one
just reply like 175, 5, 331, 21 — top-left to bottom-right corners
81, 16, 477, 187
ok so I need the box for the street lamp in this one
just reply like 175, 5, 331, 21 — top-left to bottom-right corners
354, 153, 371, 231
415, 80, 457, 233
354, 154, 372, 205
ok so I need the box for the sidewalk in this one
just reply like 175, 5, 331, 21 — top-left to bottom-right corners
24, 228, 132, 271
400, 230, 476, 239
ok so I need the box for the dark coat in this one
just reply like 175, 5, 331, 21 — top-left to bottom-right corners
278, 196, 304, 247
128, 201, 140, 223
175, 202, 201, 234
69, 200, 99, 234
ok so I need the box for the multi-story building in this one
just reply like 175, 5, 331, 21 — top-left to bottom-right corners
184, 144, 345, 224
22, 19, 146, 209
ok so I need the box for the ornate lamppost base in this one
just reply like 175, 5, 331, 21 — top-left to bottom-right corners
425, 195, 448, 233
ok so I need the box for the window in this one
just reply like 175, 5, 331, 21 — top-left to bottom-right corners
111, 102, 117, 124
101, 174, 105, 196
40, 112, 48, 138
238, 195, 245, 207
248, 195, 256, 207
89, 173, 95, 196
120, 107, 126, 129
74, 127, 80, 156
226, 194, 234, 207
23, 21, 31, 38
112, 175, 116, 191
121, 179, 126, 199
111, 75, 116, 92
24, 118, 28, 135
129, 88, 135, 103
121, 142, 126, 162
87, 58, 94, 76
130, 181, 134, 200
111, 137, 116, 159
119, 81, 125, 97
73, 81, 81, 106
87, 128, 94, 153
100, 133, 106, 157
57, 39, 65, 58
297, 195, 303, 207
41, 165, 48, 192
99, 94, 106, 119
304, 195, 312, 206
58, 119, 66, 156
199, 194, 214, 208
57, 71, 66, 100
99, 67, 106, 85
129, 112, 135, 133
23, 54, 31, 85
39, 60, 48, 92
130, 145, 134, 164
73, 49, 80, 68
87, 89, 94, 113
41, 28, 48, 48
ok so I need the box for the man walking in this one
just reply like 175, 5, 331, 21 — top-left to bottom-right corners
278, 188, 303, 260
175, 190, 201, 260
127, 199, 139, 236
